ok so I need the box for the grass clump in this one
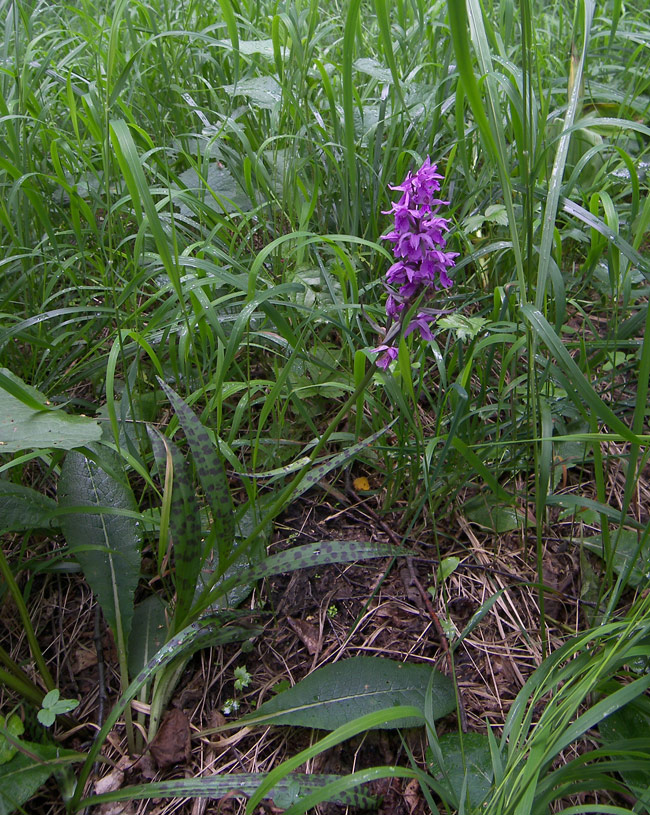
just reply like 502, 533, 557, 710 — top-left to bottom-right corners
1, 0, 650, 812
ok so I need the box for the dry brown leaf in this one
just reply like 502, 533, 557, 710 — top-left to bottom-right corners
138, 753, 158, 780
149, 708, 191, 769
94, 768, 124, 796
97, 804, 136, 815
286, 616, 320, 654
72, 646, 98, 673
403, 778, 421, 814
94, 755, 131, 797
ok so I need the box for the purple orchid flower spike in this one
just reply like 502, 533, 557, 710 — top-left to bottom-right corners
372, 157, 457, 366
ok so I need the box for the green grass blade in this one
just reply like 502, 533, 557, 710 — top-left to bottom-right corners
535, 0, 595, 311
342, 0, 362, 233
521, 306, 638, 443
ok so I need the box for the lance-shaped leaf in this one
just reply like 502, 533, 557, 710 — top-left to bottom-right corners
127, 594, 169, 679
157, 379, 235, 563
0, 741, 84, 813
193, 540, 407, 615
58, 448, 142, 643
148, 427, 203, 625
72, 615, 249, 810
236, 656, 455, 730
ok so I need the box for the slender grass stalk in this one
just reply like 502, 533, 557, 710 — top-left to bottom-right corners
0, 548, 54, 692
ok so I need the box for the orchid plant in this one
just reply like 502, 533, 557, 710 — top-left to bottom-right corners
372, 157, 457, 368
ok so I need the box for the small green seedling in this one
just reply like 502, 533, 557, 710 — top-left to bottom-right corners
234, 665, 252, 691
428, 557, 462, 641
0, 713, 25, 764
37, 690, 79, 728
223, 666, 252, 714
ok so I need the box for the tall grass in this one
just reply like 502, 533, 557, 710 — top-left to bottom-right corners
1, 0, 650, 809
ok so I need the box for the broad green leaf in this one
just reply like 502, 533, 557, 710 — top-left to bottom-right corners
353, 57, 392, 84
222, 77, 282, 109
148, 427, 202, 626
82, 772, 377, 810
58, 448, 142, 642
438, 557, 460, 583
157, 380, 235, 561
0, 482, 57, 532
438, 314, 489, 341
429, 732, 493, 809
582, 530, 650, 588
127, 594, 169, 679
0, 717, 24, 765
0, 369, 101, 453
237, 656, 455, 729
176, 163, 252, 215
0, 741, 83, 815
485, 204, 508, 226
215, 38, 279, 57
599, 699, 650, 803
465, 495, 531, 533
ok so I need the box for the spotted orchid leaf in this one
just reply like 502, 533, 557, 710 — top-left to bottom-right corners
157, 379, 235, 564
148, 426, 202, 626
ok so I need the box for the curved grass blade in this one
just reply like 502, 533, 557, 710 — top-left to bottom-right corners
291, 422, 394, 501
342, 0, 363, 233
245, 706, 424, 813
448, 0, 526, 299
109, 119, 178, 289
536, 0, 595, 310
521, 306, 638, 443
374, 0, 407, 111
560, 195, 650, 279
217, 0, 240, 84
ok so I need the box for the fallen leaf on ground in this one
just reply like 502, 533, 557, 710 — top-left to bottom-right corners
72, 646, 98, 673
94, 755, 131, 795
286, 616, 320, 654
150, 708, 191, 769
